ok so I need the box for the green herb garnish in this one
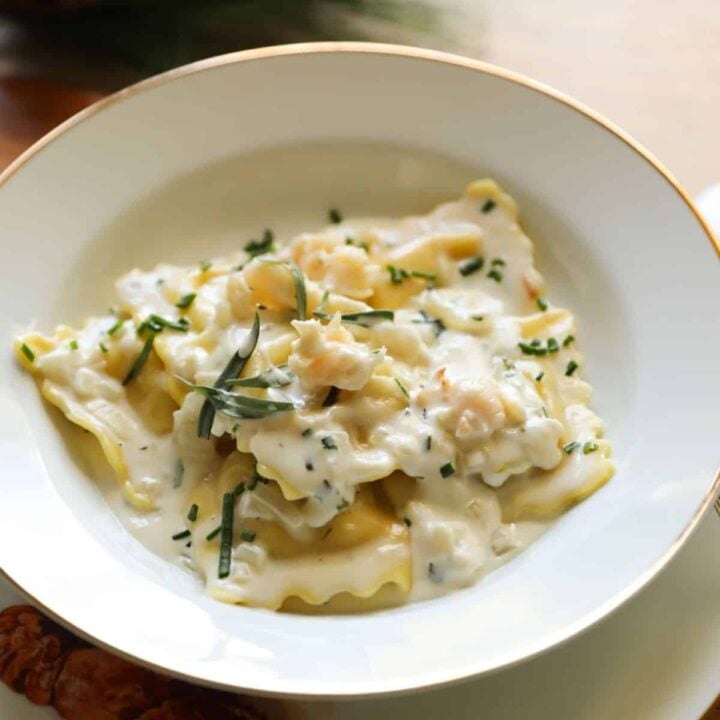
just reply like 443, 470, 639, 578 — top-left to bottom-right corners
191, 385, 296, 420
261, 260, 306, 320
403, 517, 412, 527
563, 441, 580, 454
99, 342, 108, 354
199, 260, 212, 272
301, 428, 313, 438
412, 309, 446, 336
394, 378, 410, 399
481, 199, 496, 213
582, 441, 599, 454
206, 525, 221, 542
491, 258, 506, 267
518, 341, 548, 357
240, 530, 256, 542
535, 371, 544, 382
173, 458, 185, 488
122, 334, 155, 385
487, 269, 504, 283
565, 360, 579, 376
386, 265, 436, 285
187, 504, 199, 522
536, 296, 548, 311
321, 436, 338, 450
234, 482, 246, 497
172, 529, 191, 541
425, 435, 432, 451
563, 335, 575, 347
69, 340, 79, 351
20, 343, 35, 362
336, 499, 350, 511
547, 337, 559, 353
226, 365, 293, 389
245, 229, 274, 258
175, 293, 196, 310
322, 386, 341, 407
328, 208, 342, 224
197, 313, 260, 438
139, 314, 190, 334
313, 309, 394, 327
218, 492, 234, 579
107, 319, 124, 336
458, 256, 484, 276
248, 463, 269, 491
440, 462, 456, 478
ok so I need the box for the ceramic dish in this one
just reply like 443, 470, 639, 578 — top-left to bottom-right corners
0, 43, 717, 698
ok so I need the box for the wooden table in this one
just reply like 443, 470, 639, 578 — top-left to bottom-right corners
0, 6, 717, 714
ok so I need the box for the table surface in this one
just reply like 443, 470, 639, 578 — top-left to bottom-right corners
0, 3, 717, 716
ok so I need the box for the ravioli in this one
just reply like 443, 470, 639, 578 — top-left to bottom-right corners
15, 180, 614, 610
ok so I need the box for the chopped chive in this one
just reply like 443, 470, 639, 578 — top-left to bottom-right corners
175, 293, 196, 309
321, 436, 338, 450
403, 517, 412, 527
394, 378, 410, 399
541, 406, 549, 417
156, 278, 165, 285
248, 464, 269, 491
231, 423, 241, 433
582, 441, 599, 454
425, 435, 432, 451
412, 309, 446, 336
185, 541, 192, 548
321, 527, 333, 540
328, 208, 342, 224
99, 342, 108, 353
440, 462, 455, 478
565, 360, 579, 376
173, 458, 185, 488
187, 504, 199, 522
336, 499, 350, 511
140, 446, 148, 450
122, 334, 155, 385
472, 315, 484, 322
481, 199, 496, 213
218, 492, 234, 579
234, 482, 246, 497
197, 313, 260, 438
199, 260, 212, 272
245, 229, 274, 258
487, 269, 504, 283
240, 530, 256, 542
322, 386, 341, 407
536, 296, 548, 311
491, 258, 506, 267
107, 319, 124, 336
563, 441, 581, 454
458, 256, 484, 276
301, 428, 313, 438
563, 335, 575, 347
535, 371, 544, 382
172, 529, 191, 541
206, 525, 222, 541
518, 341, 548, 356
20, 343, 35, 362
386, 265, 436, 285
547, 337, 560, 353
259, 261, 305, 320
69, 340, 79, 351
305, 460, 314, 471
314, 309, 394, 327
148, 314, 190, 333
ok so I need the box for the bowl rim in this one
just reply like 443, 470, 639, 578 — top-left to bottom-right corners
1, 41, 718, 699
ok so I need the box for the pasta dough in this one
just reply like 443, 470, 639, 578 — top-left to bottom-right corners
15, 180, 614, 610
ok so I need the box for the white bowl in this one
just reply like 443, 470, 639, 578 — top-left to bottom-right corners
0, 43, 717, 699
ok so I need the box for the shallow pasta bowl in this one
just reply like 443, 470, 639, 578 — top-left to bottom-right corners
0, 43, 718, 699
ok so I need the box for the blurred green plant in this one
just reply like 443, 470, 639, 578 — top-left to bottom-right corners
0, 0, 446, 75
